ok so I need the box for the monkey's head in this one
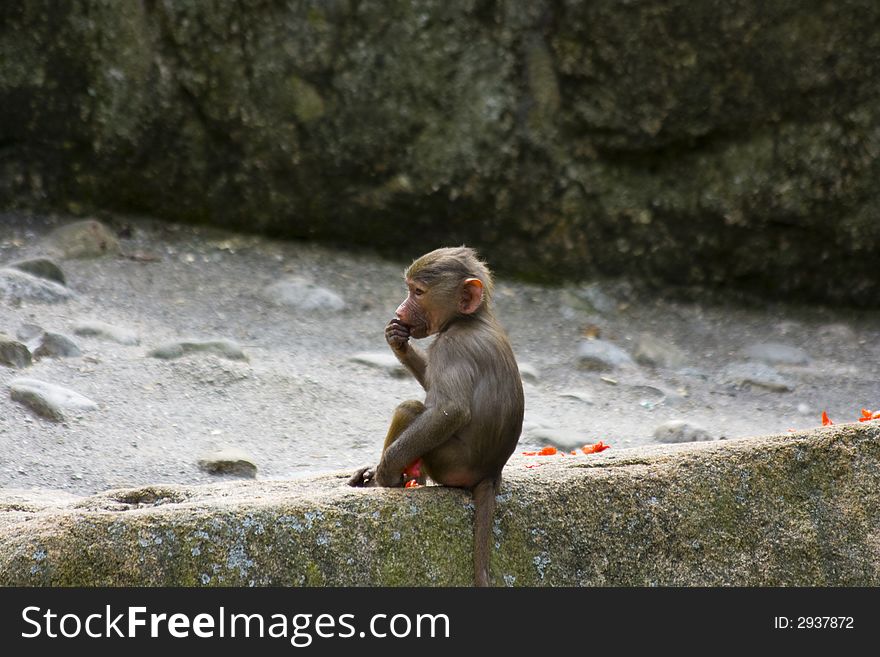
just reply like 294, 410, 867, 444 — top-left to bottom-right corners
396, 246, 494, 338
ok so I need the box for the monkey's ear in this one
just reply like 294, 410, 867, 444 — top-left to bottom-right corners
460, 278, 484, 314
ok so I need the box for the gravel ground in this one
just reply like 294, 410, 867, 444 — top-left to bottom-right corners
1, 213, 878, 495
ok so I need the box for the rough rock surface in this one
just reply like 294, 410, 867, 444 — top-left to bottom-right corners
72, 320, 140, 346
653, 420, 714, 443
576, 339, 636, 371
720, 362, 793, 392
262, 277, 346, 312
9, 377, 98, 421
0, 268, 73, 303
1, 2, 879, 305
0, 333, 31, 369
742, 342, 811, 366
1, 423, 878, 586
635, 334, 687, 369
148, 339, 247, 361
197, 448, 258, 479
42, 219, 120, 259
32, 332, 81, 360
8, 258, 66, 285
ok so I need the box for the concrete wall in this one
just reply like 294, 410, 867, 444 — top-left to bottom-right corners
2, 422, 878, 586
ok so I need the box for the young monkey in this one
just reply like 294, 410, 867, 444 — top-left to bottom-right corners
349, 246, 524, 587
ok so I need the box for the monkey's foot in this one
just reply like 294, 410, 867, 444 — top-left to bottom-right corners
348, 466, 378, 487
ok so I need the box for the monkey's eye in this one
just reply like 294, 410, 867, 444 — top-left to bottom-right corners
413, 287, 426, 297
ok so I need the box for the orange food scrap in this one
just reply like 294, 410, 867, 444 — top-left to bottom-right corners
402, 459, 423, 487
403, 459, 422, 481
523, 442, 611, 467
818, 407, 880, 426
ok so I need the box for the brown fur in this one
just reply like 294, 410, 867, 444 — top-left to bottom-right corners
349, 247, 524, 586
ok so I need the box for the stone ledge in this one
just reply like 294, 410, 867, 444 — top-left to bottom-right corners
2, 423, 878, 586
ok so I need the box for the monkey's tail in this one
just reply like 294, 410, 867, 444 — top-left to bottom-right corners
472, 478, 497, 587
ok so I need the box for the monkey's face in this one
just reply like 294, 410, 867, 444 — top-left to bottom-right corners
396, 275, 485, 338
395, 279, 436, 338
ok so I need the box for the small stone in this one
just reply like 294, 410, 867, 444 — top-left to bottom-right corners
720, 362, 793, 392
561, 283, 615, 314
33, 332, 81, 359
817, 323, 856, 341
349, 352, 406, 377
8, 258, 66, 285
678, 367, 709, 381
630, 384, 682, 409
148, 338, 247, 361
197, 449, 257, 478
629, 384, 668, 401
0, 268, 74, 303
262, 276, 345, 311
9, 378, 98, 421
0, 334, 32, 369
518, 362, 539, 382
653, 420, 713, 443
559, 390, 593, 404
576, 339, 636, 371
73, 320, 140, 345
523, 426, 586, 450
43, 219, 120, 259
742, 342, 810, 366
634, 334, 686, 369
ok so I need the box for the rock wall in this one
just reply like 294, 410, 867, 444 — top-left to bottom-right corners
2, 423, 878, 586
1, 1, 879, 304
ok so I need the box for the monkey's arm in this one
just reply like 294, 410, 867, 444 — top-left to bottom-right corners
375, 403, 469, 486
385, 318, 428, 388
394, 343, 428, 388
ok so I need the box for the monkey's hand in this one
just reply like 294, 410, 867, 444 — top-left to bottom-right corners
385, 318, 411, 353
347, 466, 379, 487
374, 458, 407, 487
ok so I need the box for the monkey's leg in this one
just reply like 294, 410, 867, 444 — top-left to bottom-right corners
382, 400, 425, 449
348, 400, 426, 487
383, 400, 428, 486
